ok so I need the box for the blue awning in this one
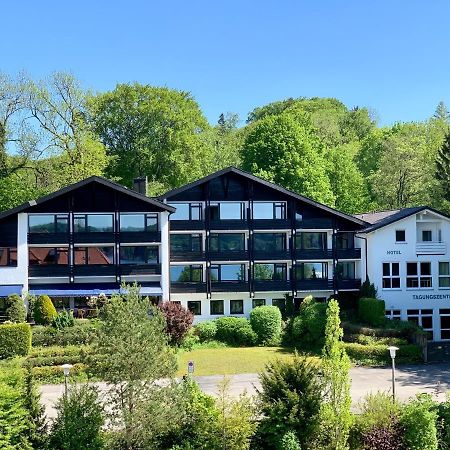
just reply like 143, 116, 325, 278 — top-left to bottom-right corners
0, 285, 23, 297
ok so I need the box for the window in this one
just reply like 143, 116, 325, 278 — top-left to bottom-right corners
119, 246, 158, 265
170, 234, 202, 253
296, 232, 327, 250
210, 264, 246, 281
119, 213, 158, 232
187, 301, 201, 315
170, 265, 203, 282
336, 261, 355, 280
53, 297, 71, 309
382, 262, 400, 288
422, 230, 432, 242
296, 262, 328, 280
28, 214, 69, 234
28, 247, 69, 265
272, 298, 286, 314
209, 233, 245, 252
406, 262, 432, 288
209, 202, 245, 220
254, 263, 287, 280
230, 299, 244, 314
0, 248, 17, 267
74, 247, 114, 265
210, 300, 224, 315
74, 214, 113, 232
407, 309, 433, 340
252, 298, 266, 308
252, 202, 286, 220
385, 309, 401, 320
170, 203, 202, 221
395, 230, 406, 242
253, 233, 286, 252
336, 232, 354, 249
439, 262, 450, 288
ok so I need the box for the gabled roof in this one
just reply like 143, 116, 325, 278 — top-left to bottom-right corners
355, 206, 450, 233
160, 166, 367, 226
0, 175, 175, 220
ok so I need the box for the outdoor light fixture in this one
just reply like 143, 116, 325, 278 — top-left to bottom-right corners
387, 346, 399, 402
61, 363, 73, 396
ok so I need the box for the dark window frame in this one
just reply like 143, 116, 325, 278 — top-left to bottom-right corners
0, 247, 17, 267
209, 233, 246, 252
253, 232, 287, 252
230, 299, 244, 314
210, 300, 224, 315
170, 264, 203, 282
119, 213, 159, 232
395, 229, 406, 242
296, 232, 328, 250
73, 213, 114, 233
28, 214, 69, 234
296, 262, 328, 280
252, 201, 287, 220
170, 234, 203, 252
253, 263, 287, 281
74, 246, 115, 265
210, 263, 246, 282
187, 301, 202, 315
119, 245, 159, 265
209, 202, 246, 220
169, 203, 203, 221
382, 262, 400, 289
28, 247, 69, 265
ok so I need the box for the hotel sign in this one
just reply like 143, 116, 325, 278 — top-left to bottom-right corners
386, 250, 401, 255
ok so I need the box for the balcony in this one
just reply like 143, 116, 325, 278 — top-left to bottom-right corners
73, 265, 116, 277
120, 231, 161, 243
252, 219, 290, 230
209, 250, 248, 261
170, 220, 205, 231
253, 280, 292, 292
296, 218, 333, 229
29, 265, 69, 277
336, 248, 361, 259
170, 251, 206, 262
416, 242, 447, 255
119, 264, 161, 276
73, 232, 115, 244
253, 249, 291, 260
28, 233, 69, 245
211, 281, 249, 292
295, 278, 333, 291
171, 282, 206, 293
209, 219, 248, 230
336, 278, 361, 290
295, 249, 333, 260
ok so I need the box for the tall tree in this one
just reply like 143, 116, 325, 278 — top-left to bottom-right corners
436, 132, 450, 202
88, 83, 214, 194
434, 101, 450, 122
241, 112, 335, 205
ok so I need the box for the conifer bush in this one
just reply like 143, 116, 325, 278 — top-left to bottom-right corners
250, 305, 282, 345
358, 297, 386, 327
5, 294, 26, 323
33, 295, 57, 325
0, 323, 32, 358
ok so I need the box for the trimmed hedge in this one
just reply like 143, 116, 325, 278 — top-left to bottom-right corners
0, 323, 32, 358
250, 306, 282, 346
33, 295, 57, 325
5, 294, 26, 323
344, 342, 422, 365
215, 317, 257, 346
342, 320, 418, 338
194, 321, 217, 342
32, 321, 99, 347
31, 363, 88, 383
358, 297, 386, 327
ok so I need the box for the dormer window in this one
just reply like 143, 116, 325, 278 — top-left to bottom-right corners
395, 230, 406, 242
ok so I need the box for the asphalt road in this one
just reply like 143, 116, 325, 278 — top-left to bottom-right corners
40, 364, 450, 419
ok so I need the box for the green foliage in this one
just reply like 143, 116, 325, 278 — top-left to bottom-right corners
436, 393, 450, 450
0, 323, 31, 358
50, 384, 104, 450
436, 132, 450, 202
280, 431, 302, 450
52, 309, 75, 329
5, 294, 26, 323
250, 305, 282, 346
344, 342, 422, 365
359, 277, 377, 299
291, 296, 327, 346
32, 320, 99, 346
358, 297, 386, 326
258, 354, 323, 449
33, 295, 57, 325
400, 394, 438, 450
319, 299, 352, 450
194, 320, 217, 342
215, 317, 257, 346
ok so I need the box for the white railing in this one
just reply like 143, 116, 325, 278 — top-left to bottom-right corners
416, 242, 447, 255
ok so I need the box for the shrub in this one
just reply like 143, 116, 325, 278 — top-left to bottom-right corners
52, 310, 75, 329
5, 294, 26, 323
32, 321, 99, 347
0, 323, 31, 358
291, 297, 327, 346
215, 317, 257, 346
33, 295, 57, 325
159, 301, 194, 345
31, 363, 88, 384
358, 297, 386, 326
344, 342, 422, 365
400, 394, 438, 450
50, 384, 104, 450
360, 277, 377, 298
250, 305, 282, 346
280, 431, 302, 450
436, 394, 450, 450
195, 320, 217, 342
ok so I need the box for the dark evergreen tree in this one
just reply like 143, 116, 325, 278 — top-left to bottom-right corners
434, 101, 450, 122
436, 132, 450, 201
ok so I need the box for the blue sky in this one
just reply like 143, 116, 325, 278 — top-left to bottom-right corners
2, 1, 450, 126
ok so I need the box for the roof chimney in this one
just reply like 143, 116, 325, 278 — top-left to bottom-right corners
133, 177, 148, 196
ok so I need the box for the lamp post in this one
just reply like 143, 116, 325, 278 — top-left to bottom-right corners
387, 346, 399, 403
61, 363, 73, 397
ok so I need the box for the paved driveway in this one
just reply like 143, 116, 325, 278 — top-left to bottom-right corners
40, 364, 450, 419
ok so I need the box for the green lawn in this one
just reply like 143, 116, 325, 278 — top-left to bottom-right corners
176, 346, 297, 377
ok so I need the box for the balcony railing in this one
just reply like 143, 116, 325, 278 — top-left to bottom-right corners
336, 278, 361, 290
252, 219, 290, 230
73, 265, 116, 276
29, 265, 69, 277
416, 242, 447, 255
28, 233, 69, 244
209, 219, 248, 230
253, 280, 291, 292
119, 231, 161, 243
171, 282, 206, 293
169, 220, 205, 231
73, 232, 115, 243
210, 281, 249, 292
209, 250, 248, 261
296, 218, 333, 229
253, 249, 291, 260
170, 251, 206, 262
295, 278, 334, 291
295, 249, 333, 260
120, 264, 161, 276
336, 248, 361, 259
